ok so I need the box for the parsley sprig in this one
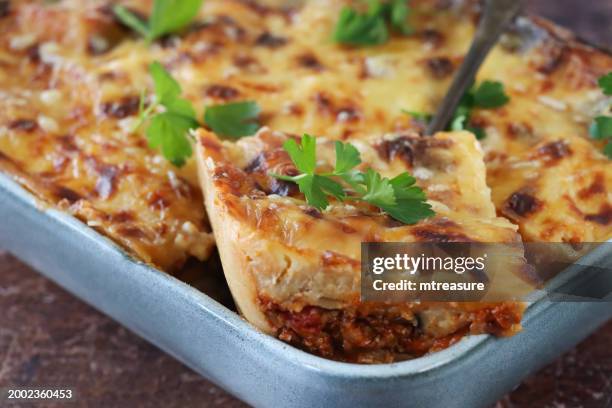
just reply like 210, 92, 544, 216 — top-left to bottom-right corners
137, 62, 199, 166
598, 72, 612, 96
272, 134, 434, 225
404, 80, 510, 140
204, 102, 261, 139
449, 81, 509, 139
135, 62, 261, 166
334, 0, 413, 46
589, 72, 612, 158
113, 0, 204, 43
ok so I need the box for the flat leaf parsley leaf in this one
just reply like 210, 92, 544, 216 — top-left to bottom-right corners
273, 135, 345, 209
360, 169, 397, 208
604, 142, 612, 158
590, 116, 612, 141
598, 72, 612, 96
334, 0, 413, 46
147, 112, 196, 167
382, 173, 434, 225
113, 5, 149, 38
590, 72, 612, 158
138, 62, 198, 167
452, 81, 509, 139
134, 62, 261, 166
204, 101, 261, 139
402, 110, 433, 123
334, 5, 389, 46
472, 81, 510, 108
271, 134, 434, 225
149, 62, 196, 119
388, 0, 413, 35
113, 0, 203, 43
404, 80, 510, 140
334, 141, 362, 174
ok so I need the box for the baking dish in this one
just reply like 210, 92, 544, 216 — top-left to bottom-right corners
1, 171, 610, 408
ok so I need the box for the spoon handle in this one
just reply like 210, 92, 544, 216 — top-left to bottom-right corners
426, 0, 523, 135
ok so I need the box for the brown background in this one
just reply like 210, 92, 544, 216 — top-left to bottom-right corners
1, 1, 611, 407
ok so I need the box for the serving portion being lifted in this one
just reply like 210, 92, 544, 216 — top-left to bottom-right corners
196, 127, 524, 362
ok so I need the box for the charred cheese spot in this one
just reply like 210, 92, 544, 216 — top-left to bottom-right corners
284, 103, 304, 116
9, 119, 38, 132
585, 204, 612, 226
100, 96, 140, 119
25, 44, 43, 64
376, 136, 454, 169
53, 186, 83, 204
243, 151, 299, 196
504, 191, 543, 218
506, 122, 535, 140
57, 135, 79, 152
535, 40, 567, 75
0, 1, 10, 19
313, 92, 334, 115
376, 137, 416, 167
108, 210, 134, 223
214, 15, 247, 40
303, 207, 323, 219
336, 107, 361, 123
255, 32, 288, 48
425, 56, 455, 79
147, 191, 170, 211
578, 173, 605, 200
87, 159, 121, 200
205, 84, 241, 100
296, 52, 325, 71
535, 140, 572, 163
419, 29, 445, 49
233, 54, 264, 72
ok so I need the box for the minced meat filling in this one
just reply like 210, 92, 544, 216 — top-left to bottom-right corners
261, 301, 522, 364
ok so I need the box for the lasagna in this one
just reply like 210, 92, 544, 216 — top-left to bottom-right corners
0, 0, 610, 362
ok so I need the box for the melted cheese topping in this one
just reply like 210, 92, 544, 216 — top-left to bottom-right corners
0, 0, 610, 272
488, 136, 612, 242
0, 0, 216, 270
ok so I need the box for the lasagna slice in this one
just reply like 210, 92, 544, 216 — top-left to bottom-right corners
196, 127, 524, 363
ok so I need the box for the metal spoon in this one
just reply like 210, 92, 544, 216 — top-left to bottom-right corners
426, 0, 524, 135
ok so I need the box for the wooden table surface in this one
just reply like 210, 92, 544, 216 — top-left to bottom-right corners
1, 1, 611, 407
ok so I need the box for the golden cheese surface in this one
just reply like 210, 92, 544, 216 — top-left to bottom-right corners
0, 0, 610, 273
